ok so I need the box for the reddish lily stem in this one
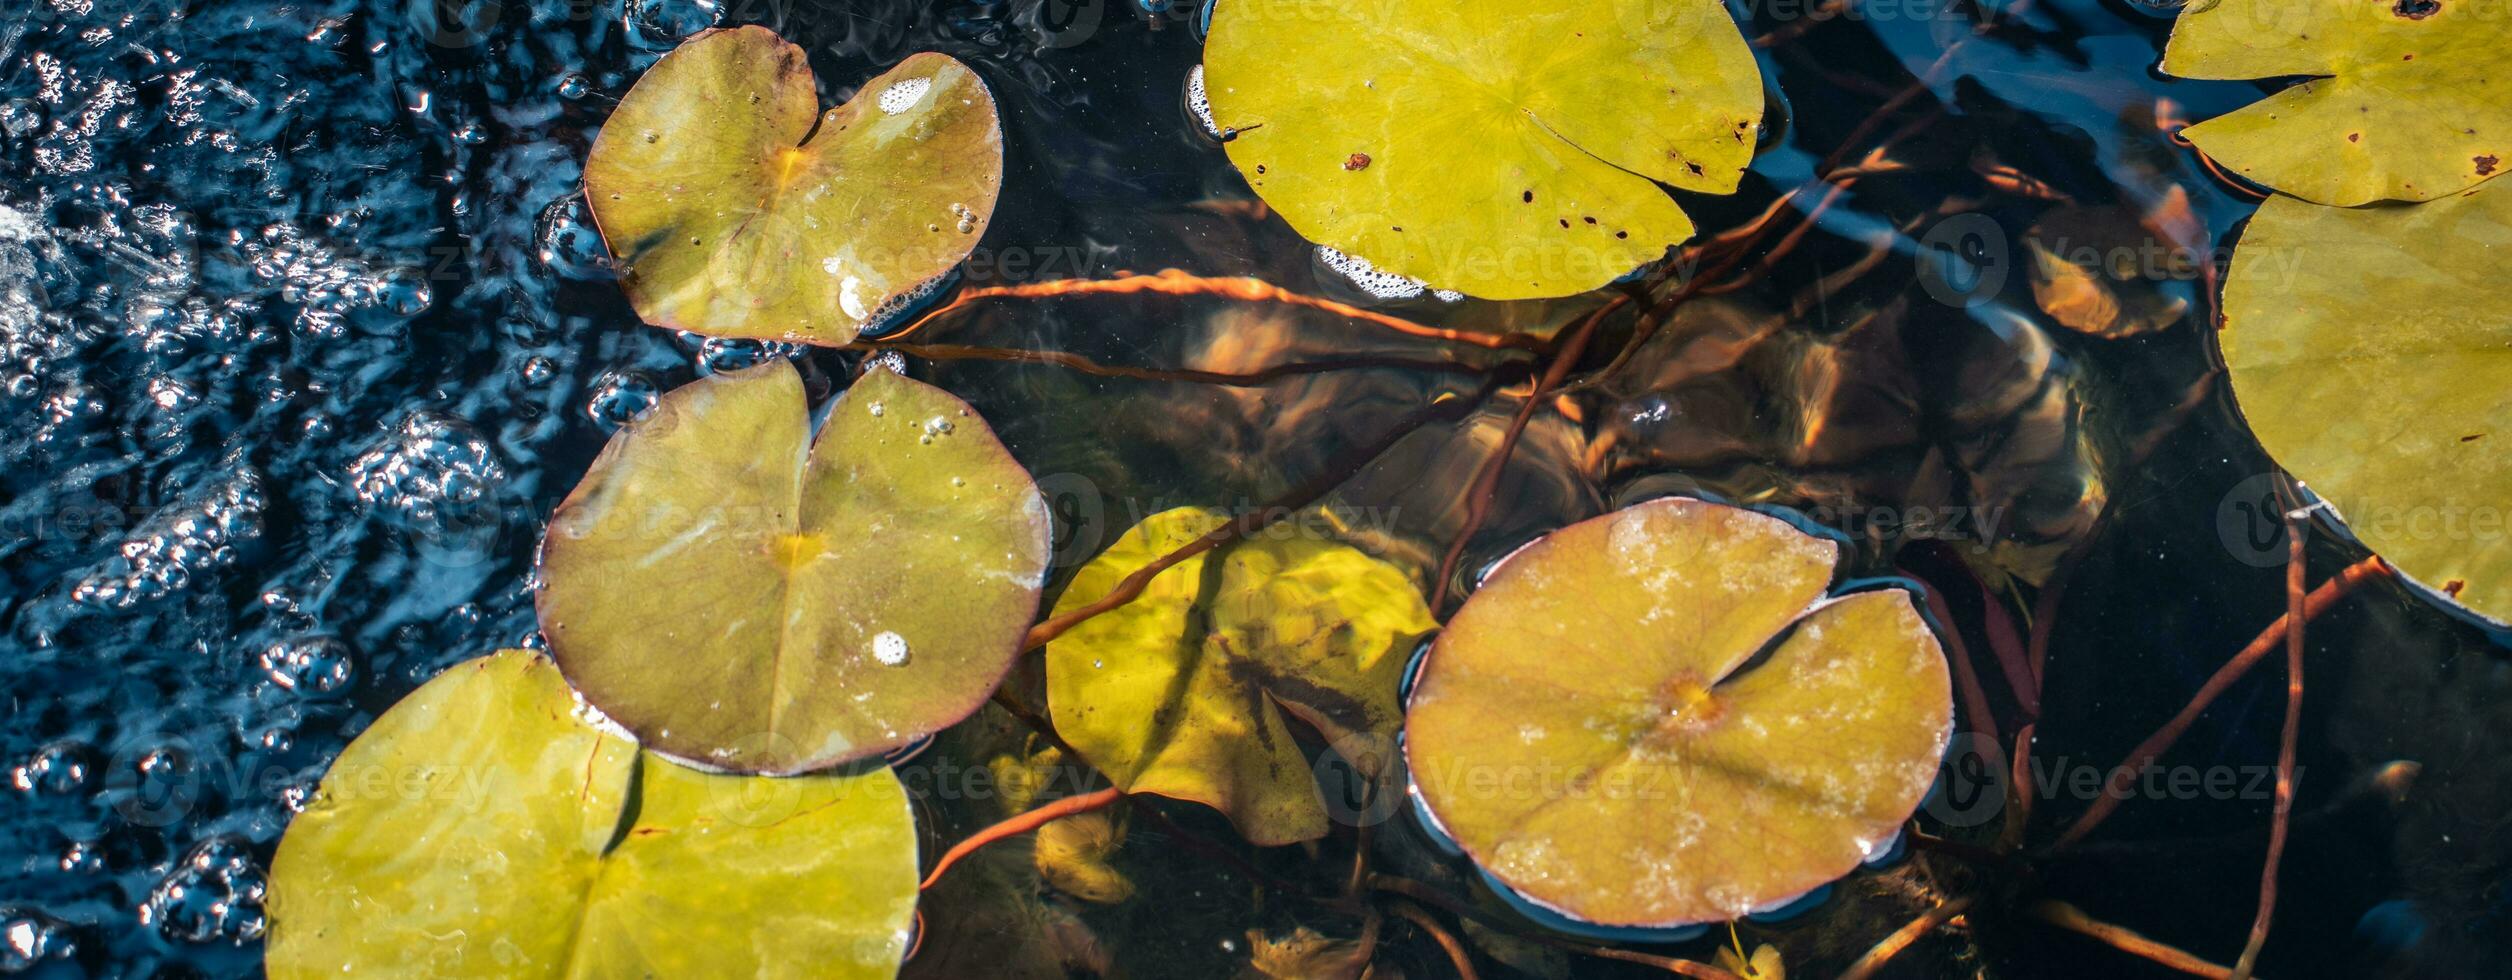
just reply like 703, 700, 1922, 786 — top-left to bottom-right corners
1387, 902, 1480, 980
887, 269, 1547, 352
1840, 894, 1976, 980
2031, 900, 2240, 979
919, 786, 1124, 891
2231, 512, 2312, 979
2050, 556, 2387, 852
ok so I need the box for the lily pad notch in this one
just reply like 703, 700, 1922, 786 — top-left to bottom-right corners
584, 25, 1005, 344
537, 361, 1053, 775
1404, 497, 1954, 929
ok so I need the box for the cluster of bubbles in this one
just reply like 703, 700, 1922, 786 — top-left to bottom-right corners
1315, 246, 1464, 303
68, 471, 269, 609
240, 223, 431, 339
137, 837, 268, 945
348, 413, 507, 538
691, 334, 806, 376
257, 635, 357, 698
625, 0, 727, 51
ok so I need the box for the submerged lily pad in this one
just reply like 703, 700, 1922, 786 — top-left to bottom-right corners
1199, 0, 1762, 299
538, 362, 1051, 773
585, 26, 1003, 343
1046, 507, 1437, 845
2162, 0, 2508, 205
1405, 498, 1951, 928
2222, 184, 2512, 624
266, 651, 917, 978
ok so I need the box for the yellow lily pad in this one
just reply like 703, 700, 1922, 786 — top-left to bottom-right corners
1405, 498, 1951, 928
1045, 507, 1437, 845
266, 651, 917, 979
2162, 0, 2509, 204
2222, 184, 2512, 624
538, 361, 1051, 773
1199, 0, 1762, 299
585, 26, 1002, 343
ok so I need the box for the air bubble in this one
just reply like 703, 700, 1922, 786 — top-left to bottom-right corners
871, 630, 911, 666
557, 74, 590, 100
587, 369, 661, 430
0, 908, 73, 971
534, 195, 615, 280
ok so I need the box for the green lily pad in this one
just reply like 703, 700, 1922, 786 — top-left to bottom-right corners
1199, 0, 1762, 299
585, 26, 1002, 343
538, 361, 1051, 774
1045, 507, 1437, 845
266, 651, 918, 979
2162, 0, 2509, 205
1405, 498, 1951, 927
2222, 184, 2512, 624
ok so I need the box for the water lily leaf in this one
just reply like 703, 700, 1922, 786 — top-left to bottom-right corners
2222, 184, 2512, 624
2162, 0, 2509, 205
266, 651, 917, 979
1405, 498, 1951, 928
1200, 0, 1761, 299
1046, 507, 1437, 845
538, 361, 1051, 773
585, 26, 1002, 343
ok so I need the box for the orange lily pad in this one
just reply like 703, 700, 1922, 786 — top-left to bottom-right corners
584, 26, 1003, 343
1405, 498, 1951, 927
537, 361, 1051, 774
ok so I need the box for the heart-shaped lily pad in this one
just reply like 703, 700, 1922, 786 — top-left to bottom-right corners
1046, 507, 1437, 845
1405, 498, 1951, 928
266, 651, 918, 979
2162, 0, 2508, 205
2222, 184, 2511, 625
537, 361, 1051, 774
584, 26, 1003, 343
1199, 0, 1762, 299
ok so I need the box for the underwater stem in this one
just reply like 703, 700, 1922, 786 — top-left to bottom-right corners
1386, 901, 1480, 980
1838, 894, 1975, 980
2049, 555, 2388, 852
2030, 900, 2239, 979
2230, 510, 2313, 980
918, 786, 1124, 891
886, 269, 1549, 351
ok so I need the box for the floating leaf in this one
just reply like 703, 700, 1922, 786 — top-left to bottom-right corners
2222, 184, 2511, 624
1046, 507, 1436, 845
1405, 498, 1951, 928
538, 362, 1051, 773
2162, 0, 2508, 205
585, 26, 1002, 343
1200, 0, 1762, 299
266, 651, 917, 979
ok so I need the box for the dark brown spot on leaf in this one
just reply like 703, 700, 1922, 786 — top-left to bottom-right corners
1522, 190, 1534, 203
1344, 152, 1371, 171
2477, 154, 2501, 176
2348, 132, 2362, 143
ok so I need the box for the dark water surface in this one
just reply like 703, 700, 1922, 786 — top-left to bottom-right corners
2, 0, 2506, 976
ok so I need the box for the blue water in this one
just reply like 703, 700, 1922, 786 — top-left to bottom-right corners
1, 0, 2507, 976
